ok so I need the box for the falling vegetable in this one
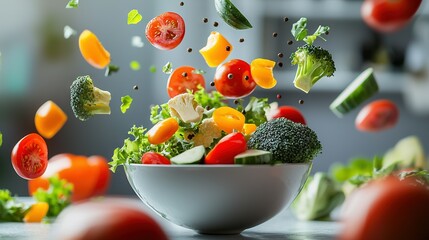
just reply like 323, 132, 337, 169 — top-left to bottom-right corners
120, 95, 133, 113
214, 0, 252, 30
200, 31, 233, 67
79, 30, 111, 69
127, 9, 143, 25
34, 100, 68, 139
66, 0, 79, 9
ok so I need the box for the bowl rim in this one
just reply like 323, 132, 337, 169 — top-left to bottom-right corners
125, 162, 312, 168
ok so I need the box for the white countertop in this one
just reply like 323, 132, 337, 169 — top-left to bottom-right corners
0, 197, 341, 240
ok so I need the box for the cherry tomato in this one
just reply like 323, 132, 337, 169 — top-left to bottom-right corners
11, 133, 48, 180
87, 155, 111, 196
141, 152, 171, 165
214, 59, 257, 98
270, 106, 306, 125
205, 132, 247, 164
28, 154, 110, 202
145, 12, 185, 50
51, 199, 169, 240
339, 176, 429, 240
167, 66, 206, 98
361, 0, 422, 33
355, 99, 399, 132
213, 106, 245, 134
147, 118, 179, 145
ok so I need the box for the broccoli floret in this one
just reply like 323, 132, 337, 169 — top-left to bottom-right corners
70, 75, 111, 121
247, 118, 322, 163
290, 44, 336, 93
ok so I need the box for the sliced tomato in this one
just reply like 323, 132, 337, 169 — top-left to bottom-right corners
205, 132, 247, 164
145, 12, 185, 50
167, 66, 206, 98
11, 133, 48, 180
355, 99, 399, 132
214, 59, 257, 98
361, 0, 422, 33
141, 152, 171, 165
270, 106, 306, 125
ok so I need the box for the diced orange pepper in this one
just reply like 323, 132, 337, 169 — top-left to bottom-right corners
213, 107, 245, 134
23, 202, 49, 223
250, 58, 277, 89
34, 100, 67, 139
147, 118, 180, 145
242, 123, 257, 135
79, 30, 111, 69
199, 31, 233, 67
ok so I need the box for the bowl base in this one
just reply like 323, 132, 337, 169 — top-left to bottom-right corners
196, 230, 243, 235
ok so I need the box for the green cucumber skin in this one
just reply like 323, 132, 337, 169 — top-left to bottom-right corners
234, 150, 273, 165
214, 0, 253, 30
330, 69, 379, 117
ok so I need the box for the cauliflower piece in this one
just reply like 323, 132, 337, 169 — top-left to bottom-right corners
193, 118, 222, 148
167, 93, 204, 123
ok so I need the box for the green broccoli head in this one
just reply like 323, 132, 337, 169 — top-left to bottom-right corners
290, 44, 336, 93
247, 118, 322, 163
70, 75, 111, 121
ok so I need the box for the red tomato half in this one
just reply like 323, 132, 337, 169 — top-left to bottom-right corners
167, 66, 206, 98
355, 99, 399, 132
141, 152, 171, 165
51, 199, 169, 240
11, 133, 48, 180
205, 132, 247, 164
214, 59, 257, 98
361, 0, 422, 33
271, 106, 306, 125
339, 177, 429, 240
145, 12, 185, 50
87, 155, 111, 196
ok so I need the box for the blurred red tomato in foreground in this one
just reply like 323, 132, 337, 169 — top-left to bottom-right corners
28, 153, 110, 202
339, 176, 429, 240
51, 199, 169, 240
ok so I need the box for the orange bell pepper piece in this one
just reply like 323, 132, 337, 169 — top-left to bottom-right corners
79, 30, 111, 69
199, 31, 233, 67
213, 107, 245, 134
242, 123, 257, 135
34, 100, 67, 139
23, 202, 49, 223
147, 118, 180, 145
250, 58, 277, 89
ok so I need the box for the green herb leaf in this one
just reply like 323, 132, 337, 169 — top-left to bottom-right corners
66, 0, 79, 9
105, 64, 120, 77
33, 176, 73, 217
127, 9, 142, 25
162, 62, 173, 74
0, 189, 29, 222
120, 95, 133, 113
291, 17, 308, 41
0, 131, 2, 147
304, 25, 330, 45
130, 61, 141, 71
192, 69, 206, 75
149, 65, 157, 73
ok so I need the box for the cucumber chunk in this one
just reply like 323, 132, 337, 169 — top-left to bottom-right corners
234, 149, 273, 164
329, 68, 379, 117
171, 146, 205, 164
214, 0, 253, 30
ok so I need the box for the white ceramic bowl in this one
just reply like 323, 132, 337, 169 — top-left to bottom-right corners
124, 163, 311, 234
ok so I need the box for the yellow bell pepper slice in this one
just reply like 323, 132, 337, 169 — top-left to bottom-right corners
242, 123, 257, 135
213, 107, 245, 133
23, 202, 49, 223
199, 31, 232, 68
79, 30, 111, 69
250, 58, 277, 89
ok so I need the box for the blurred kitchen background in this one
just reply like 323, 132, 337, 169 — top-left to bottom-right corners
1, 0, 429, 196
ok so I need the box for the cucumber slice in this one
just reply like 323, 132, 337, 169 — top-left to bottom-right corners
329, 68, 379, 117
171, 146, 205, 165
214, 0, 253, 30
234, 149, 273, 164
